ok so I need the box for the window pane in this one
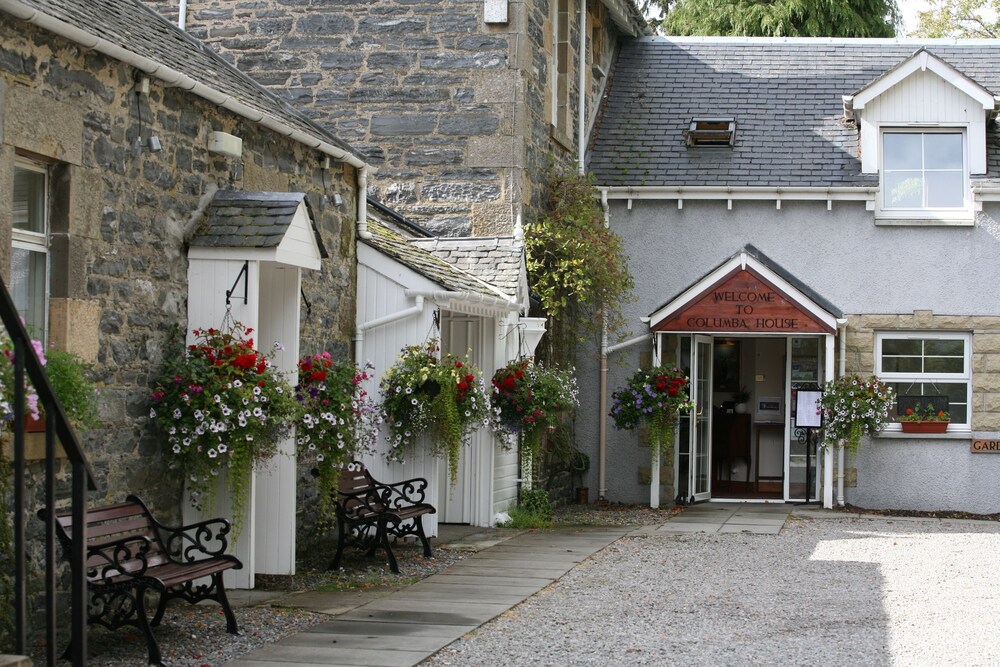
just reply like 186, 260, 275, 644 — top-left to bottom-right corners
11, 247, 46, 339
13, 168, 46, 234
924, 357, 964, 373
924, 133, 963, 169
883, 339, 921, 356
884, 133, 922, 170
882, 356, 922, 373
884, 172, 923, 208
924, 339, 964, 356
926, 171, 964, 208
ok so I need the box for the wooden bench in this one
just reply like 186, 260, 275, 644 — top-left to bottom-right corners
332, 461, 436, 574
40, 494, 243, 666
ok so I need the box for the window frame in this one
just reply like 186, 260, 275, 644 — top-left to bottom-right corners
875, 331, 972, 433
876, 126, 972, 224
12, 158, 51, 341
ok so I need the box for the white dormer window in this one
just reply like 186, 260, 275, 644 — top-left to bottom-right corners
882, 130, 967, 212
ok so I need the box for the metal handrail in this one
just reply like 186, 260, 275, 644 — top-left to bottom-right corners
0, 275, 95, 665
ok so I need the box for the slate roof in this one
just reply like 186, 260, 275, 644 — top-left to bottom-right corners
362, 219, 517, 304
5, 0, 365, 164
411, 236, 525, 302
589, 38, 1000, 188
191, 191, 327, 258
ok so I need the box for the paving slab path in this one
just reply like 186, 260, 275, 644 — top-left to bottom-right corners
224, 527, 630, 667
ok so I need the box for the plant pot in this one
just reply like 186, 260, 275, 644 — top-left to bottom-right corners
24, 414, 45, 433
734, 402, 747, 414
575, 487, 589, 505
900, 420, 949, 434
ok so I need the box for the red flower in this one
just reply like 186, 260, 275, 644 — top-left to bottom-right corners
906, 408, 914, 416
502, 376, 516, 390
455, 362, 463, 368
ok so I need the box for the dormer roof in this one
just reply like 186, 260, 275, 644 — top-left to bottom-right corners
845, 48, 996, 118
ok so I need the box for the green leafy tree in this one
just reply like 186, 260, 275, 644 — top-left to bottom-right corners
912, 0, 1000, 37
660, 0, 900, 37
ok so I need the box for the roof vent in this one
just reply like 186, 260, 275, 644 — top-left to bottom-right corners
688, 118, 736, 147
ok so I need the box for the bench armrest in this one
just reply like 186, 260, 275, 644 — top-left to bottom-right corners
158, 517, 233, 562
126, 493, 232, 561
374, 476, 430, 509
86, 535, 153, 581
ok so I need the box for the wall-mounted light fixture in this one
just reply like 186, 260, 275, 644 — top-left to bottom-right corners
208, 131, 243, 159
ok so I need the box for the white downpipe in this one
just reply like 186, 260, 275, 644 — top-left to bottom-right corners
599, 333, 653, 501
837, 319, 848, 507
823, 333, 836, 508
178, 0, 187, 30
0, 0, 368, 171
354, 296, 426, 366
357, 167, 371, 240
577, 0, 586, 175
650, 336, 661, 509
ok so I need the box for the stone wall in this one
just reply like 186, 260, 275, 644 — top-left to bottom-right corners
844, 312, 1000, 432
0, 16, 357, 532
145, 0, 635, 237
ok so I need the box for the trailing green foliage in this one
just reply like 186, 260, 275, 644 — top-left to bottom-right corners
150, 324, 300, 536
380, 341, 497, 485
661, 0, 900, 37
525, 169, 635, 348
43, 348, 99, 429
294, 354, 379, 530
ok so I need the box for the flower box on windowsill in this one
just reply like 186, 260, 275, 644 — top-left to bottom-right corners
900, 420, 950, 434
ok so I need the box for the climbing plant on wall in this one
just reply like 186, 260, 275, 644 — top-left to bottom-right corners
525, 168, 635, 361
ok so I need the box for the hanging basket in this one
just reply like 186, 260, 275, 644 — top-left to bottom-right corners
900, 421, 949, 434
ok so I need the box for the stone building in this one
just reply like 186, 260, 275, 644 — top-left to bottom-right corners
145, 0, 647, 236
0, 0, 369, 567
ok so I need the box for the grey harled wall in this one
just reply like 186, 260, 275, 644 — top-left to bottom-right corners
576, 198, 1000, 511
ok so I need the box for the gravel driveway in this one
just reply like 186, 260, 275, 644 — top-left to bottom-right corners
427, 515, 1000, 667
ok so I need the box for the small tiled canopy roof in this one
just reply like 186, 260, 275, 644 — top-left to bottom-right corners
191, 191, 327, 258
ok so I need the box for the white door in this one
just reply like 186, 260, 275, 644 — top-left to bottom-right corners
438, 313, 487, 523
690, 335, 714, 502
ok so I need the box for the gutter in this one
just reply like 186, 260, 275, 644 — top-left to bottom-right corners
403, 289, 522, 312
599, 185, 879, 209
0, 0, 371, 237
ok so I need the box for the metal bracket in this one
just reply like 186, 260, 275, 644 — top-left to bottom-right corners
225, 260, 249, 307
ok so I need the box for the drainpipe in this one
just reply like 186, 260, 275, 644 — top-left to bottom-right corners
837, 318, 848, 507
354, 296, 426, 366
356, 167, 372, 241
599, 333, 653, 500
178, 0, 186, 30
577, 0, 587, 175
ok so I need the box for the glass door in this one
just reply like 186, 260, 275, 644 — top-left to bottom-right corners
690, 335, 714, 502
